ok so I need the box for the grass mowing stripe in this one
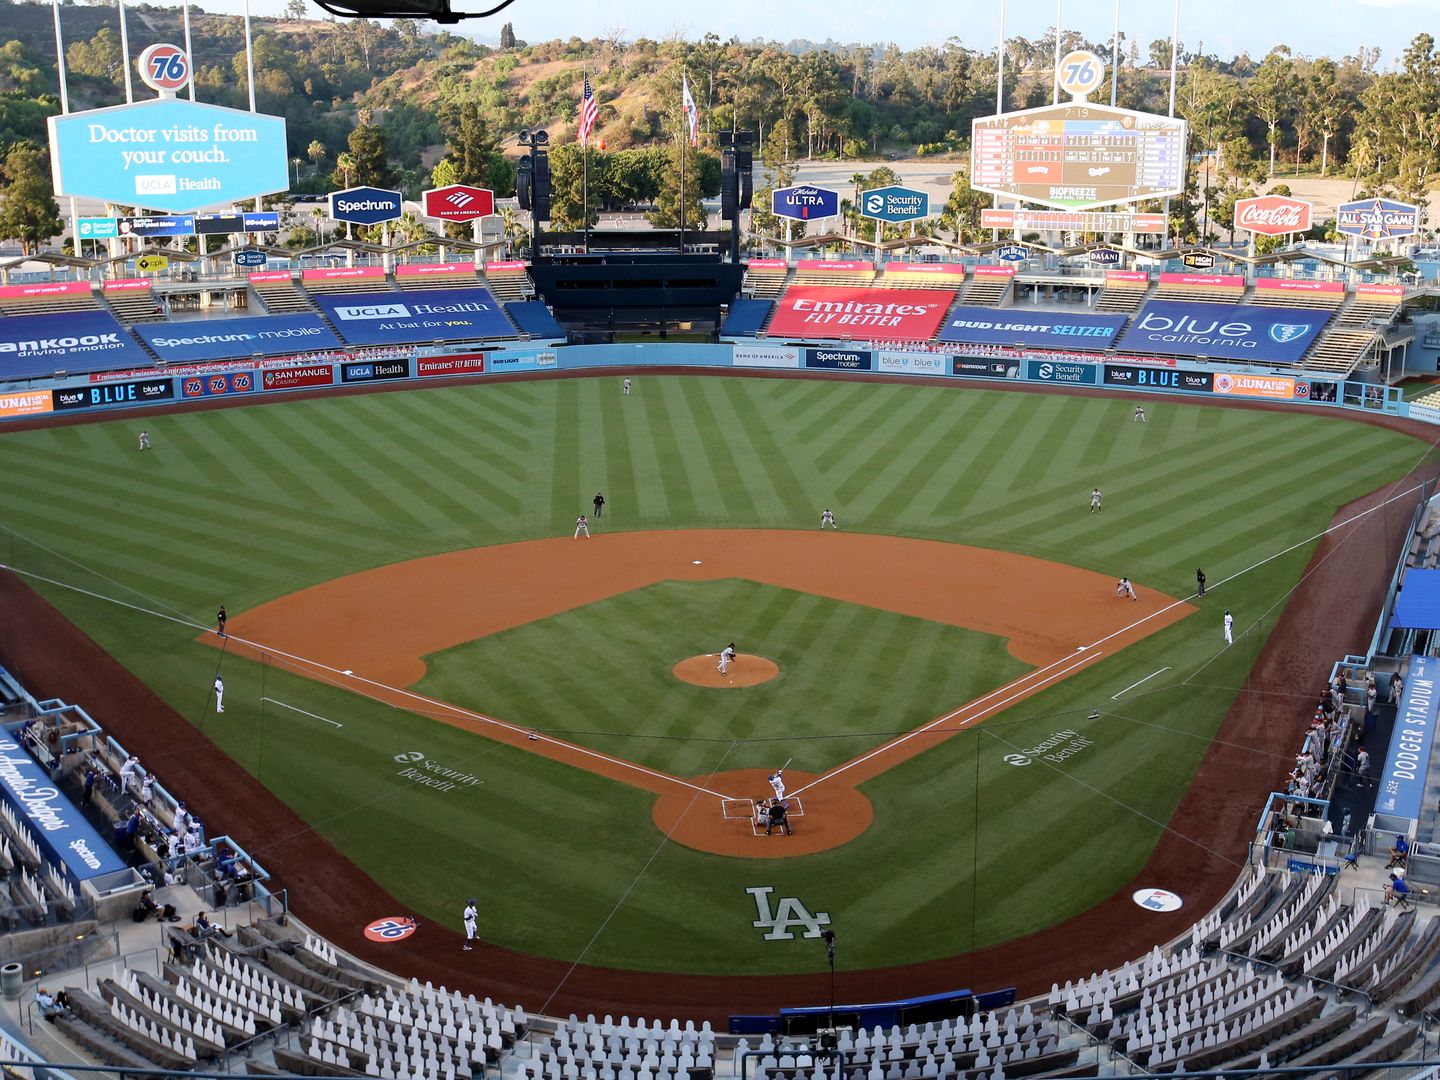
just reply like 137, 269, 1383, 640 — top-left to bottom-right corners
575, 378, 611, 517
548, 380, 585, 525
823, 389, 951, 512
716, 380, 820, 515
381, 390, 533, 482
857, 389, 988, 524
639, 383, 699, 522
1011, 392, 1091, 487
611, 380, 671, 522
940, 392, 1041, 523
692, 379, 793, 515
187, 407, 352, 514
802, 385, 916, 469
665, 380, 733, 521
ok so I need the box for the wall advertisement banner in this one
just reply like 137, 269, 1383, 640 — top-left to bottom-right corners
804, 347, 873, 371
1118, 301, 1332, 363
1103, 366, 1214, 392
938, 307, 1127, 348
0, 739, 130, 880
951, 357, 1018, 378
1026, 360, 1097, 384
876, 351, 949, 375
732, 344, 801, 368
137, 315, 341, 362
340, 359, 411, 383
417, 354, 487, 377
485, 351, 558, 373
53, 378, 174, 411
314, 288, 513, 346
880, 262, 966, 276
180, 370, 255, 398
1211, 372, 1302, 400
1253, 278, 1345, 295
766, 287, 955, 339
0, 311, 152, 370
261, 365, 334, 391
0, 391, 53, 418
396, 262, 478, 280
1377, 654, 1440, 820
0, 282, 91, 299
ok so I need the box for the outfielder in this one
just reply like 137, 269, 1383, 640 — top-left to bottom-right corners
462, 898, 477, 952
1223, 610, 1234, 645
820, 509, 838, 529
1133, 404, 1147, 423
573, 514, 590, 539
768, 770, 786, 800
623, 377, 632, 396
214, 675, 225, 713
1090, 488, 1103, 514
138, 430, 151, 451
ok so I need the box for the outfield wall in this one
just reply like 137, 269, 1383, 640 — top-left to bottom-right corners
0, 341, 1412, 424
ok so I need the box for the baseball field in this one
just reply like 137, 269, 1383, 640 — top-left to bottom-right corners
0, 373, 1429, 1005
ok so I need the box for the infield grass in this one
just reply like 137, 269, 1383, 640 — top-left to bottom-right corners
0, 376, 1429, 974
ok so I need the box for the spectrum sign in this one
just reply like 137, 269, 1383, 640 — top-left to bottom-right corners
766, 286, 955, 338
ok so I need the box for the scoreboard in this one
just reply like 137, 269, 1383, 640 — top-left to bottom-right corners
971, 103, 1186, 211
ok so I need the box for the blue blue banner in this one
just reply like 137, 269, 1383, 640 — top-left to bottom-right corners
938, 306, 1127, 348
1117, 301, 1333, 363
314, 288, 514, 346
1378, 654, 1440, 821
136, 315, 341, 362
0, 311, 153, 379
0, 738, 130, 880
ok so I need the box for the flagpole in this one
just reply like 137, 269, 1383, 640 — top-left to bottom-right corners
582, 77, 590, 253
679, 99, 686, 256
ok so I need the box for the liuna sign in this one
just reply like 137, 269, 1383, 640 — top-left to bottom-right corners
772, 185, 839, 221
48, 98, 288, 214
329, 186, 404, 225
860, 185, 930, 223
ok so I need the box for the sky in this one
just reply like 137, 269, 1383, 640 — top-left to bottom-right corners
182, 0, 1440, 67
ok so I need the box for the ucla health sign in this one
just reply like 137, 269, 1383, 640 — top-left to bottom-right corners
1117, 301, 1332, 363
0, 739, 129, 880
136, 314, 341, 362
48, 99, 288, 213
314, 287, 513, 345
861, 185, 929, 223
939, 306, 1126, 348
1378, 654, 1439, 821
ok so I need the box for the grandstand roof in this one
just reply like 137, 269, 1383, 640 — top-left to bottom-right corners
1393, 568, 1440, 629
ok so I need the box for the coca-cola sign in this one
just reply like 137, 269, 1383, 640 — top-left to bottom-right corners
1235, 195, 1313, 236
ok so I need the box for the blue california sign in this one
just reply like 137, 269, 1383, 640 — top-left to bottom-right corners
860, 185, 930, 223
772, 185, 839, 221
48, 98, 288, 214
329, 186, 404, 225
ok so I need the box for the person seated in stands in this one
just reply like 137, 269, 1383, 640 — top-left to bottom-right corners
1386, 872, 1410, 905
133, 890, 161, 922
194, 911, 232, 940
35, 987, 72, 1020
1388, 833, 1410, 868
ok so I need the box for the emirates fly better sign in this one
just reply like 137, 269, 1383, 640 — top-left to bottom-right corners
766, 286, 956, 338
1234, 195, 1313, 236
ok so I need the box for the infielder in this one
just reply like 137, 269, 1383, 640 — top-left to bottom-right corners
1090, 488, 1102, 514
573, 514, 590, 539
138, 430, 151, 451
462, 898, 477, 951
717, 643, 738, 675
1123, 578, 1138, 601
214, 675, 225, 713
820, 509, 838, 529
768, 770, 786, 800
1223, 610, 1234, 645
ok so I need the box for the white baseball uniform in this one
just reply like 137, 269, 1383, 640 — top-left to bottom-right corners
769, 772, 785, 799
821, 510, 837, 529
214, 676, 225, 713
623, 378, 632, 395
1223, 612, 1234, 645
718, 646, 736, 675
574, 515, 590, 539
463, 901, 477, 950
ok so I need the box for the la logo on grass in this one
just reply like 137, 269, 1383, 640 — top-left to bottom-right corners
747, 886, 831, 940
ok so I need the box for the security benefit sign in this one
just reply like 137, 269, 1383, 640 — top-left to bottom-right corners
938, 306, 1126, 349
0, 311, 152, 379
1117, 301, 1333, 364
48, 99, 288, 214
314, 288, 514, 346
766, 287, 955, 339
136, 315, 342, 363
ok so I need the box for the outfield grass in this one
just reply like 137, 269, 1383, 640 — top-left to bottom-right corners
0, 376, 1427, 974
414, 578, 1032, 776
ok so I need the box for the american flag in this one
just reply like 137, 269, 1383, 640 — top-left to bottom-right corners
578, 74, 598, 147
682, 73, 699, 147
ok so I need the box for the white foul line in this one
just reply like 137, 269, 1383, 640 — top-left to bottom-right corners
1111, 666, 1172, 701
261, 696, 344, 728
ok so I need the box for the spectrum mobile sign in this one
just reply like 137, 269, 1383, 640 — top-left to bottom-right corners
765, 286, 956, 338
1117, 300, 1332, 363
48, 99, 288, 214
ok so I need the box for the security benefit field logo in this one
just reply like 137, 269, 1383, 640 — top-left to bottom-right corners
392, 750, 484, 794
1002, 729, 1095, 767
747, 886, 831, 941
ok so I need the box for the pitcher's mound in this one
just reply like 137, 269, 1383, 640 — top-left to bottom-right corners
672, 654, 779, 688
